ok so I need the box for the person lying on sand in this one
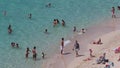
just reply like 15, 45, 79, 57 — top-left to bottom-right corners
93, 38, 102, 45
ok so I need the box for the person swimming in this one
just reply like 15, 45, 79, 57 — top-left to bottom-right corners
62, 19, 65, 26
46, 3, 51, 8
111, 7, 116, 18
28, 13, 32, 19
16, 43, 19, 48
11, 42, 15, 47
73, 26, 76, 32
3, 11, 6, 16
44, 29, 48, 33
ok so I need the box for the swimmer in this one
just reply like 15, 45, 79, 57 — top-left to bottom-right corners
81, 28, 86, 33
62, 19, 65, 26
11, 42, 15, 47
56, 19, 59, 24
73, 26, 76, 32
60, 38, 64, 54
53, 19, 57, 27
28, 13, 32, 19
44, 29, 48, 33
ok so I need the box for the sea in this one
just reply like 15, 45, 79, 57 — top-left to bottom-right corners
0, 0, 120, 68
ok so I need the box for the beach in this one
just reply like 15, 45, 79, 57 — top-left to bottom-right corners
1, 0, 120, 68
42, 17, 120, 68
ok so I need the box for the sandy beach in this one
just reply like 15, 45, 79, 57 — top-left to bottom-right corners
42, 17, 120, 68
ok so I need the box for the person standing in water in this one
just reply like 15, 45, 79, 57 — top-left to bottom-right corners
26, 47, 31, 58
32, 46, 37, 60
73, 26, 76, 32
62, 19, 65, 26
8, 24, 12, 34
42, 52, 45, 59
111, 7, 116, 18
60, 38, 64, 54
46, 3, 51, 8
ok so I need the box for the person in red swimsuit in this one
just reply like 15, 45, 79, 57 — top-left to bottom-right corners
111, 7, 116, 18
25, 47, 31, 58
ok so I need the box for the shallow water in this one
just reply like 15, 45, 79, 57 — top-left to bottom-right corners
0, 0, 120, 68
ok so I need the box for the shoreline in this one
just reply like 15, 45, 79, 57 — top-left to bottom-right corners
42, 17, 120, 68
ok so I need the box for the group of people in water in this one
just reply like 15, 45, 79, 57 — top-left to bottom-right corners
6, 4, 120, 63
25, 46, 45, 60
53, 19, 65, 27
11, 42, 19, 48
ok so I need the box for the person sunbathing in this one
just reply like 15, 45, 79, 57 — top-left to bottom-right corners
93, 38, 102, 45
115, 47, 120, 53
96, 53, 108, 64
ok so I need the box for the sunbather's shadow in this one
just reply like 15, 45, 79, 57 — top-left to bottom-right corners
77, 55, 84, 57
63, 52, 71, 55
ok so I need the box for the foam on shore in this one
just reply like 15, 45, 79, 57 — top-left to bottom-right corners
64, 40, 71, 46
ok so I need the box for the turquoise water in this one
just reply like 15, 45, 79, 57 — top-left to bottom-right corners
0, 0, 120, 68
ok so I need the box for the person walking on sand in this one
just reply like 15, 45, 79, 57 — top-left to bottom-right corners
111, 7, 116, 18
32, 46, 37, 60
73, 40, 80, 57
60, 38, 64, 54
25, 47, 31, 58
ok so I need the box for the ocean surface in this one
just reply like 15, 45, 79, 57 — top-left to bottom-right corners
0, 0, 120, 68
